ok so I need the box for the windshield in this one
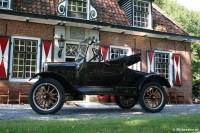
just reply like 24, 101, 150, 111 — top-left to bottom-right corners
75, 36, 96, 61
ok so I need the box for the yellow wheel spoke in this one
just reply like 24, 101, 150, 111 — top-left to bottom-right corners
47, 85, 50, 93
50, 97, 58, 101
38, 99, 45, 106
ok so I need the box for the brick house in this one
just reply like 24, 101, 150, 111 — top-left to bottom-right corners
0, 0, 200, 104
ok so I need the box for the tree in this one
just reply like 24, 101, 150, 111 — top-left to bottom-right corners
155, 0, 200, 86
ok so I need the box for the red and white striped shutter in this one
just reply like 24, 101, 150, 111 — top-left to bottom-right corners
132, 49, 141, 71
41, 41, 53, 70
101, 46, 109, 62
0, 37, 10, 79
147, 51, 154, 73
173, 54, 182, 86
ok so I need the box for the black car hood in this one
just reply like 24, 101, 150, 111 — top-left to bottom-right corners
108, 53, 141, 66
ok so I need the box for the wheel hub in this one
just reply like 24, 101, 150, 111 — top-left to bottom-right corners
151, 95, 156, 101
43, 93, 50, 100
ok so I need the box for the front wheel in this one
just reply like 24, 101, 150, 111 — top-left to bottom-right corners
29, 78, 65, 115
116, 96, 137, 109
139, 82, 166, 113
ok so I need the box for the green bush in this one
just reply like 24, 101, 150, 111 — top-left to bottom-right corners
192, 83, 200, 97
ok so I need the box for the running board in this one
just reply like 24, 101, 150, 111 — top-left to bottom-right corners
114, 86, 138, 95
76, 86, 138, 95
77, 86, 114, 95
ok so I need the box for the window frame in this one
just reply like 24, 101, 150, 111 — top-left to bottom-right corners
65, 43, 79, 62
66, 0, 90, 20
154, 50, 173, 86
109, 45, 132, 59
0, 0, 11, 10
9, 36, 41, 82
132, 0, 152, 29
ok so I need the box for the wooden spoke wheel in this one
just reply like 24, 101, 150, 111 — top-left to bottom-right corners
116, 96, 137, 109
139, 82, 166, 113
29, 78, 65, 115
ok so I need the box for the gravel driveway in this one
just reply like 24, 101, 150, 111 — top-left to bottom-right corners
0, 103, 200, 120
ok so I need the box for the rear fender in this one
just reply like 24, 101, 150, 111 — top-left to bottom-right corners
136, 74, 171, 91
30, 72, 77, 93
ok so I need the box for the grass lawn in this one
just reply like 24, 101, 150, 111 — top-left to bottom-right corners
0, 114, 200, 133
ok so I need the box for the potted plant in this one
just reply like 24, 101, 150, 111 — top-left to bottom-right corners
97, 95, 109, 103
109, 95, 116, 103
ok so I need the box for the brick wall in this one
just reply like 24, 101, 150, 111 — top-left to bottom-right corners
0, 19, 54, 40
100, 31, 192, 103
0, 19, 54, 103
0, 81, 31, 104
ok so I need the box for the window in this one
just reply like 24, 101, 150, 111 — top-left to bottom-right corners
10, 37, 40, 81
68, 0, 87, 19
65, 43, 79, 61
154, 51, 172, 85
120, 0, 152, 28
133, 0, 150, 28
110, 46, 130, 59
65, 43, 87, 62
0, 0, 11, 9
57, 0, 97, 20
155, 52, 169, 80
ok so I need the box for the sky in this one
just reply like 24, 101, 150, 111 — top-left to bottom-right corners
175, 0, 200, 11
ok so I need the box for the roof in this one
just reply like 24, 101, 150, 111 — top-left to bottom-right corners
152, 3, 188, 35
91, 0, 130, 26
11, 0, 187, 35
1, 0, 200, 42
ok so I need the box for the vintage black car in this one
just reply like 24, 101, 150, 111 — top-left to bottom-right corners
29, 36, 171, 115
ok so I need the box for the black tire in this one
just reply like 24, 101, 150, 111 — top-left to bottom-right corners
29, 78, 65, 115
116, 96, 137, 109
139, 82, 166, 113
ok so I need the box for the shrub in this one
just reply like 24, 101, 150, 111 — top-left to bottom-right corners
192, 83, 200, 97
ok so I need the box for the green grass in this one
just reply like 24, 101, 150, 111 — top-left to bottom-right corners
0, 114, 200, 133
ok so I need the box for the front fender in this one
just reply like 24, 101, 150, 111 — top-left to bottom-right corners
136, 74, 171, 90
30, 72, 76, 93
30, 72, 66, 81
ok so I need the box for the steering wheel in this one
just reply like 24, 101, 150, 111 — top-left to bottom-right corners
92, 48, 103, 61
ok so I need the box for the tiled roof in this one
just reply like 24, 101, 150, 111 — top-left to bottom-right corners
91, 0, 131, 26
11, 0, 187, 35
13, 0, 57, 15
152, 3, 188, 35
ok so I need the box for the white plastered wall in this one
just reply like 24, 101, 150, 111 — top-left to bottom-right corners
54, 25, 99, 62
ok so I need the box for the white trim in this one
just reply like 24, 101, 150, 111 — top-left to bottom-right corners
66, 0, 68, 17
87, 0, 90, 20
66, 0, 89, 20
64, 42, 79, 60
0, 0, 11, 10
9, 36, 41, 82
109, 45, 132, 59
132, 0, 152, 29
154, 50, 173, 86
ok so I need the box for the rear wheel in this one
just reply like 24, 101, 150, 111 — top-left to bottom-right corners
116, 96, 137, 109
29, 78, 65, 115
139, 82, 166, 113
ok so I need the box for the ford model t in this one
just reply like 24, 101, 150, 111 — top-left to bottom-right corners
29, 36, 171, 114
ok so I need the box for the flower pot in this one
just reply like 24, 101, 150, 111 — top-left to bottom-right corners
109, 95, 116, 103
97, 95, 109, 103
